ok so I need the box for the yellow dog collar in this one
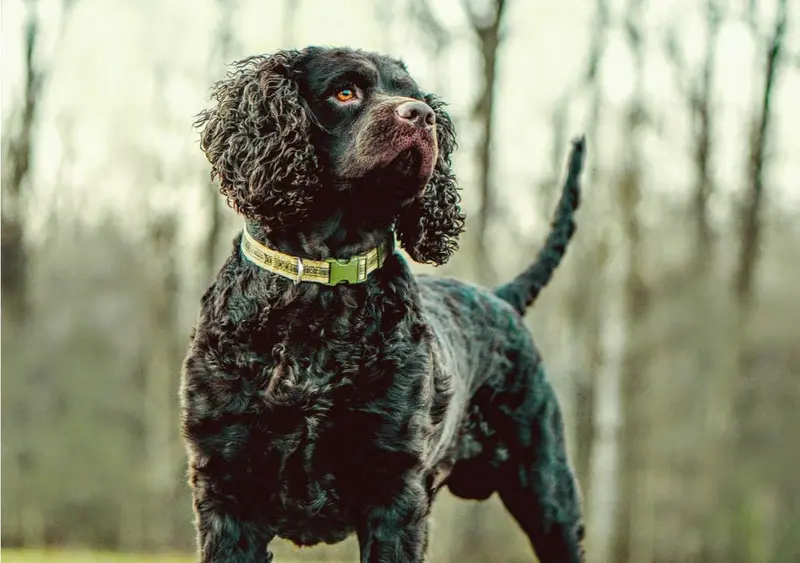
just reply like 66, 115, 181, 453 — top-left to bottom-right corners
240, 226, 393, 285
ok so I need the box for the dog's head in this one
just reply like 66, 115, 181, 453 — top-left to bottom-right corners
195, 47, 464, 265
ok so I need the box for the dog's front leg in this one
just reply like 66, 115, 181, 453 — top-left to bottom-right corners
356, 475, 430, 563
191, 467, 276, 563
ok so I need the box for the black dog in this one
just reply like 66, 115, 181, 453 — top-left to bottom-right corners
181, 46, 586, 563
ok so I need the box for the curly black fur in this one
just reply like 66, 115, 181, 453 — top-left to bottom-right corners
182, 46, 586, 563
195, 52, 322, 232
394, 94, 464, 265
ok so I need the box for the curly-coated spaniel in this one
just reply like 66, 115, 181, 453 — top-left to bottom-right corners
182, 46, 586, 563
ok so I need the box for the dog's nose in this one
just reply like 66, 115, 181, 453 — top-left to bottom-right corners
396, 101, 435, 130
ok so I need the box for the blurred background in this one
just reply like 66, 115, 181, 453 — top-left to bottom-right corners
2, 0, 799, 562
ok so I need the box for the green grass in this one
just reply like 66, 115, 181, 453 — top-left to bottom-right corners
1, 550, 193, 563
0, 549, 339, 562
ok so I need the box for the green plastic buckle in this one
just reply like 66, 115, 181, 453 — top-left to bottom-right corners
326, 257, 361, 285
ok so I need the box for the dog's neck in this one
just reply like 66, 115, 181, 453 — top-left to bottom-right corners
246, 176, 420, 261
245, 192, 393, 261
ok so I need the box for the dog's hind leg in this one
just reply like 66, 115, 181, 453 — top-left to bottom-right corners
493, 361, 585, 563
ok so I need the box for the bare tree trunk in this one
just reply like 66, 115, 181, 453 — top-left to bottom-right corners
587, 158, 651, 563
465, 0, 507, 286
727, 2, 788, 560
734, 0, 786, 306
585, 242, 625, 563
572, 244, 605, 500
667, 3, 726, 556
1, 1, 42, 326
688, 0, 721, 272
613, 168, 652, 563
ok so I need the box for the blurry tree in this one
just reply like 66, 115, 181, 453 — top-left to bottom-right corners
734, 0, 787, 307
612, 3, 655, 561
465, 0, 508, 286
138, 64, 186, 550
666, 1, 722, 273
3, 0, 41, 324
2, 0, 77, 315
689, 2, 721, 274
728, 0, 789, 560
1, 0, 78, 547
665, 1, 726, 556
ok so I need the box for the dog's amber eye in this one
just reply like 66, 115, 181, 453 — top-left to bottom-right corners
335, 88, 356, 102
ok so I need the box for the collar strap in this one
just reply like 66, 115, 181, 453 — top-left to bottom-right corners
240, 226, 393, 286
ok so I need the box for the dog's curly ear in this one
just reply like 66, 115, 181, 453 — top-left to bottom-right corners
395, 94, 465, 265
195, 51, 320, 230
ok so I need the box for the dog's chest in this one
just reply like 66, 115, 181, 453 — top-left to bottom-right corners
257, 363, 434, 546
244, 330, 437, 544
188, 272, 442, 545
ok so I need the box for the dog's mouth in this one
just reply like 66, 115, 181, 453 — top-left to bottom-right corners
383, 138, 436, 184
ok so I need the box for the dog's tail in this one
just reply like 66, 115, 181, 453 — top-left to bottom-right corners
494, 136, 586, 315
